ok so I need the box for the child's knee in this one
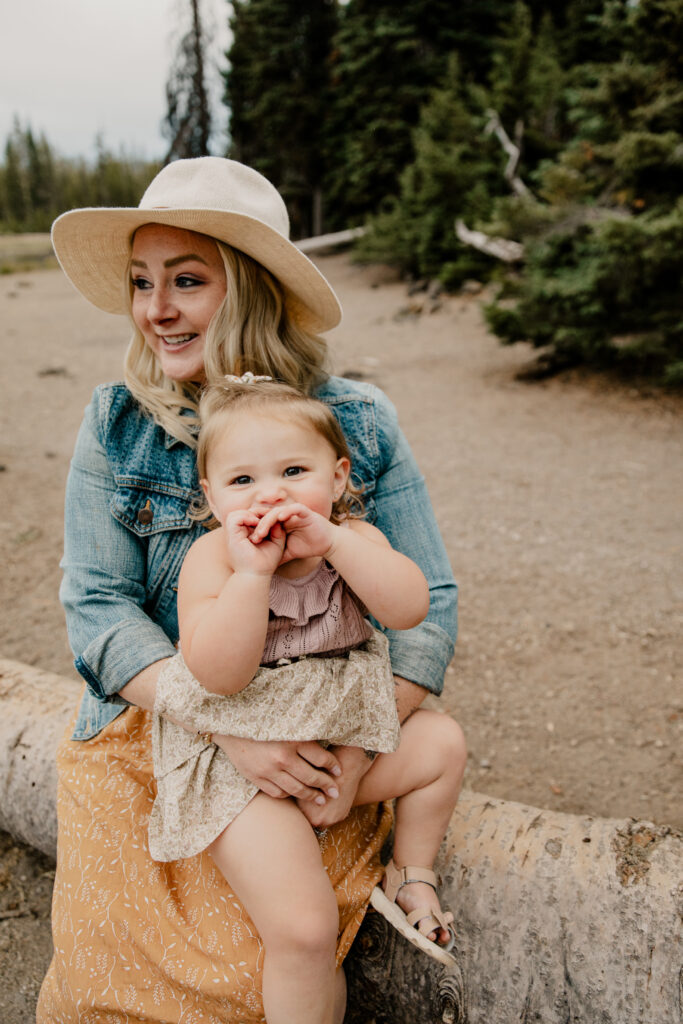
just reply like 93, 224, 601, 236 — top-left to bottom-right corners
260, 875, 338, 956
420, 710, 467, 779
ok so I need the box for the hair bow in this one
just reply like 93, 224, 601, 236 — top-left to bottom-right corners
223, 372, 273, 385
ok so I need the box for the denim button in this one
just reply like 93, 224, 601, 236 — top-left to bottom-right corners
137, 500, 154, 525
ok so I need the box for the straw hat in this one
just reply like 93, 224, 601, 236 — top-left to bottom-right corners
51, 157, 341, 334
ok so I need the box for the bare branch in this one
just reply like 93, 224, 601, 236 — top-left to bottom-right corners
485, 109, 532, 198
455, 219, 525, 262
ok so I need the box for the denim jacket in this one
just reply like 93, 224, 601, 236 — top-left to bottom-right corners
62, 375, 457, 740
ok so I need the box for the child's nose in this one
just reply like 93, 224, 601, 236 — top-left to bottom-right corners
257, 481, 286, 505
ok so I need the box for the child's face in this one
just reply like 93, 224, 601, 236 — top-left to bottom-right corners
201, 411, 350, 527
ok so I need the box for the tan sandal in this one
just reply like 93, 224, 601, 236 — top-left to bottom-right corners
369, 860, 457, 966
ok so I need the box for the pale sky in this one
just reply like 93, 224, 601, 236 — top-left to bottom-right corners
0, 0, 231, 161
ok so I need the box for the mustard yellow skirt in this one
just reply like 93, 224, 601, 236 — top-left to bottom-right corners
37, 702, 392, 1023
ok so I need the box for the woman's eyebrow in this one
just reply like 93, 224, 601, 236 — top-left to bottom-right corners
129, 254, 210, 269
164, 254, 209, 268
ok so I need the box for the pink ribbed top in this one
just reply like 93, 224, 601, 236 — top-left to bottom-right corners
261, 560, 373, 667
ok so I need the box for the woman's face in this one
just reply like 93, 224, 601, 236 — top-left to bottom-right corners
130, 224, 227, 383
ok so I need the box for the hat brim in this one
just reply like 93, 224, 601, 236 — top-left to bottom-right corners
51, 207, 342, 334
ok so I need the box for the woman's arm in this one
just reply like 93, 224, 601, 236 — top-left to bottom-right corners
61, 397, 179, 702
367, 393, 457, 696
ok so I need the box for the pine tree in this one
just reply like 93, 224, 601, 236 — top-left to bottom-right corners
484, 0, 683, 382
324, 0, 518, 226
356, 57, 503, 284
2, 132, 28, 228
163, 0, 212, 161
225, 0, 338, 237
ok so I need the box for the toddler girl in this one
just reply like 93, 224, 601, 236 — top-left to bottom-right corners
150, 375, 465, 1023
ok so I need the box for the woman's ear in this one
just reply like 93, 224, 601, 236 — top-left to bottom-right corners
333, 457, 351, 500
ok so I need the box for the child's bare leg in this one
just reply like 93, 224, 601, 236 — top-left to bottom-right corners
208, 793, 339, 1024
354, 709, 466, 944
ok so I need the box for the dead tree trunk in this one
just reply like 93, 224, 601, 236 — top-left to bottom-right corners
1, 659, 681, 1023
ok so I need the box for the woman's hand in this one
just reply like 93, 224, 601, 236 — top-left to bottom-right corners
213, 734, 343, 803
250, 503, 337, 564
223, 508, 286, 576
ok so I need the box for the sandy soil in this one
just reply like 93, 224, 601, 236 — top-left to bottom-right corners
1, 254, 681, 1020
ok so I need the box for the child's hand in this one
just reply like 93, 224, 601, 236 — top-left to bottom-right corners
223, 508, 285, 576
250, 503, 336, 564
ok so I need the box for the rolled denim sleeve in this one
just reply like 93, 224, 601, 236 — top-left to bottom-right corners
60, 398, 177, 702
371, 395, 457, 696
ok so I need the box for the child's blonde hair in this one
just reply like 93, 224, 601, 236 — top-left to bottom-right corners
195, 377, 364, 526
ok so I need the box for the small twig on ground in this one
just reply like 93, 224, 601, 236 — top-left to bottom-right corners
0, 907, 33, 921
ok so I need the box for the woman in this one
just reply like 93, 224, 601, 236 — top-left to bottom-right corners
37, 157, 460, 1023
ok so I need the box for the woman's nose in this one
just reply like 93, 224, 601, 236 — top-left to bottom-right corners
148, 286, 177, 323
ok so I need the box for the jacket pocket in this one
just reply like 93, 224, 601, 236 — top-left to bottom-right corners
111, 479, 197, 536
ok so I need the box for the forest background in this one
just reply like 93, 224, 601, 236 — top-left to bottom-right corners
1, 0, 682, 383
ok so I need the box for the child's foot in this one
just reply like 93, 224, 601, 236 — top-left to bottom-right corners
369, 861, 456, 965
392, 877, 454, 945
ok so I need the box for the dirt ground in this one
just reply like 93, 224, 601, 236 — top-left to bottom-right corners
1, 253, 681, 1021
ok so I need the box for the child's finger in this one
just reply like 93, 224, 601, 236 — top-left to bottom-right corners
269, 521, 286, 541
250, 506, 282, 539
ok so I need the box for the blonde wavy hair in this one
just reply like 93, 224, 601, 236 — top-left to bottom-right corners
194, 378, 365, 527
123, 236, 329, 448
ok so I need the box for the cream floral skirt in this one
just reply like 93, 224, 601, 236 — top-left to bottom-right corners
150, 630, 400, 861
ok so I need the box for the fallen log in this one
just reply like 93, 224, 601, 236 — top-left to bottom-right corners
345, 797, 682, 1023
0, 658, 78, 857
455, 219, 525, 263
1, 659, 681, 1023
296, 226, 366, 254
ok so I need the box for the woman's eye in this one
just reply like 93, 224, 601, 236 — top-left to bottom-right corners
230, 475, 252, 486
283, 466, 305, 478
131, 276, 152, 291
176, 275, 201, 288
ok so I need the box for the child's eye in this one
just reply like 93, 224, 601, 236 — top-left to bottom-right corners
230, 475, 252, 486
283, 466, 305, 478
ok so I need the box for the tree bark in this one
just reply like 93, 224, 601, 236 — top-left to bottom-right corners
346, 796, 682, 1023
0, 658, 77, 857
1, 658, 681, 1023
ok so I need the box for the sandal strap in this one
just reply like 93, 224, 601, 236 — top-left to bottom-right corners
383, 860, 439, 904
406, 906, 451, 931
